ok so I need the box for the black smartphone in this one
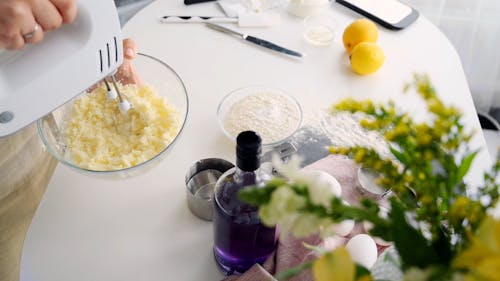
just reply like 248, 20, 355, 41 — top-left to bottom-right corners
184, 0, 216, 5
336, 0, 419, 30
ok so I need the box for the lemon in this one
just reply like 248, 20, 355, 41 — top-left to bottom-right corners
342, 18, 378, 53
350, 42, 385, 75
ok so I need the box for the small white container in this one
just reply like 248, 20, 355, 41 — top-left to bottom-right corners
287, 0, 329, 18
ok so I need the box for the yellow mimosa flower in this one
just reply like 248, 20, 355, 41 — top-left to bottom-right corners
453, 216, 500, 281
313, 247, 355, 281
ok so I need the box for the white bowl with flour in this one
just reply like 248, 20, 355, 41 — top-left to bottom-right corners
217, 86, 303, 147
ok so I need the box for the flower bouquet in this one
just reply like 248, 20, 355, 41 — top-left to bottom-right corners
239, 74, 500, 281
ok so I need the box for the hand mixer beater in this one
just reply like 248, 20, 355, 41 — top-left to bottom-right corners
103, 76, 131, 113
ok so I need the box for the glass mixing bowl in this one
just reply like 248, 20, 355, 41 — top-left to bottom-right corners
217, 85, 303, 148
37, 53, 188, 179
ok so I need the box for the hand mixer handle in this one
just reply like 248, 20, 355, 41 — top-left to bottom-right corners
0, 0, 123, 138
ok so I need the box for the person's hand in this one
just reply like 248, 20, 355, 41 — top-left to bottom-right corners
0, 0, 77, 49
115, 38, 143, 85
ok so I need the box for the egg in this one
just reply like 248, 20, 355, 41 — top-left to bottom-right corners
328, 219, 355, 237
346, 234, 378, 269
303, 169, 342, 197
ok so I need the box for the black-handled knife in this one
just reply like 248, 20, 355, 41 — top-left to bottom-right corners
184, 0, 216, 5
205, 23, 303, 58
161, 16, 238, 23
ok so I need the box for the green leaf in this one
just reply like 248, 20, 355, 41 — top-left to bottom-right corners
354, 264, 371, 279
238, 178, 288, 205
455, 151, 478, 185
431, 226, 453, 266
390, 146, 408, 165
389, 199, 440, 269
266, 177, 289, 188
274, 261, 313, 280
238, 186, 273, 206
302, 242, 328, 255
369, 224, 393, 243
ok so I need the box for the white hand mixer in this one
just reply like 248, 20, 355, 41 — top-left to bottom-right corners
0, 0, 128, 138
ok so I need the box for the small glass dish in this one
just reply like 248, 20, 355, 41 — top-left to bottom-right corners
37, 53, 189, 179
303, 13, 338, 46
357, 167, 392, 200
217, 85, 303, 148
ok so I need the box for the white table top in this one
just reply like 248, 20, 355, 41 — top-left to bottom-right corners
21, 1, 491, 280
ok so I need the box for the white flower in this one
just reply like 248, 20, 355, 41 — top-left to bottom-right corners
289, 213, 322, 238
277, 213, 299, 236
259, 185, 306, 226
268, 155, 347, 238
274, 212, 321, 238
272, 156, 342, 208
272, 154, 303, 181
488, 201, 500, 220
259, 204, 281, 227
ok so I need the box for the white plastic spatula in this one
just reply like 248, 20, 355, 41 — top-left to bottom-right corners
0, 0, 123, 138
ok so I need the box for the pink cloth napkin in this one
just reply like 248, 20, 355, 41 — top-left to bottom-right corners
222, 155, 387, 281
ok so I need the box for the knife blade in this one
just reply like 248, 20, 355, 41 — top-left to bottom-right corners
205, 23, 303, 58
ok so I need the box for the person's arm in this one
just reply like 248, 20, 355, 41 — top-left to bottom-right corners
0, 0, 77, 49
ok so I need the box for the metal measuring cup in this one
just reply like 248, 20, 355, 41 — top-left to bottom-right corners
185, 158, 234, 221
